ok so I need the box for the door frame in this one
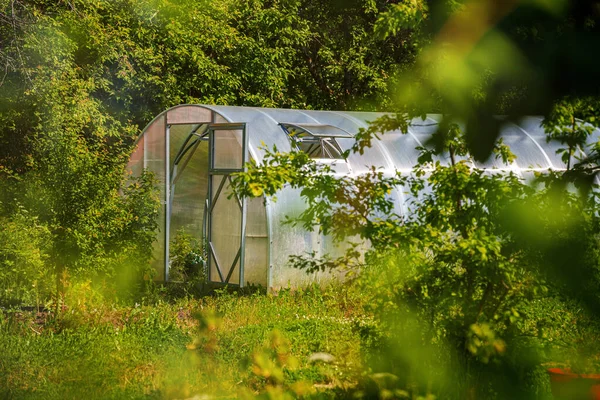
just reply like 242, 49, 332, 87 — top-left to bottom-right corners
205, 123, 248, 287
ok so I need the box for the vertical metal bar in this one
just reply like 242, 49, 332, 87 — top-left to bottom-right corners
207, 128, 214, 282
265, 196, 273, 291
240, 196, 247, 288
239, 124, 248, 287
209, 127, 215, 170
203, 197, 209, 280
165, 124, 171, 282
169, 163, 177, 249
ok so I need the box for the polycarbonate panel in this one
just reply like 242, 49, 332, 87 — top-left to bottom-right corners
587, 125, 600, 147
210, 176, 242, 283
145, 117, 166, 183
267, 188, 334, 289
212, 175, 224, 200
210, 253, 221, 282
126, 136, 144, 177
144, 117, 166, 280
319, 111, 392, 173
343, 111, 388, 131
302, 110, 363, 135
500, 124, 551, 169
473, 153, 514, 169
343, 143, 390, 173
167, 106, 212, 124
227, 263, 241, 285
246, 196, 268, 237
214, 113, 229, 123
516, 116, 544, 136
170, 140, 209, 241
212, 130, 243, 170
244, 196, 268, 286
211, 107, 295, 165
409, 117, 440, 143
261, 108, 320, 125
169, 126, 189, 174
381, 130, 422, 170
516, 117, 573, 169
326, 160, 351, 174
244, 238, 268, 286
169, 125, 201, 168
528, 138, 567, 169
408, 117, 472, 166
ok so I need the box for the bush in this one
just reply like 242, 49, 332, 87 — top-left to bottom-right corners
169, 229, 205, 284
0, 206, 52, 308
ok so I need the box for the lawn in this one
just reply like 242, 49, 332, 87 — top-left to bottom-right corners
0, 285, 371, 399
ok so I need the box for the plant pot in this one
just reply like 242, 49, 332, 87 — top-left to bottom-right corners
547, 368, 600, 400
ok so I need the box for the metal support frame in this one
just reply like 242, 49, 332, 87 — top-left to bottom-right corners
265, 196, 273, 291
165, 124, 171, 282
280, 123, 346, 159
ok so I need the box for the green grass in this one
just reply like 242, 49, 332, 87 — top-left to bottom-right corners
3, 280, 598, 400
0, 285, 370, 399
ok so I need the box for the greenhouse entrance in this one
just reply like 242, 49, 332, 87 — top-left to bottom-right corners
128, 106, 273, 288
206, 124, 248, 286
166, 121, 248, 286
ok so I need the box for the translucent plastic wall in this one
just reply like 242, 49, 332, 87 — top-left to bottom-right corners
169, 126, 208, 243
128, 105, 600, 290
141, 115, 166, 280
209, 175, 242, 284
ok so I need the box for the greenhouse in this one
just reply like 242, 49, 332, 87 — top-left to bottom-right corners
126, 105, 598, 289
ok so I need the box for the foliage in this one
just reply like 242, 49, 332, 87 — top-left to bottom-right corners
364, 0, 600, 160
169, 229, 205, 283
374, 0, 429, 40
167, 229, 206, 298
239, 330, 316, 400
232, 81, 600, 400
543, 97, 600, 170
0, 205, 52, 307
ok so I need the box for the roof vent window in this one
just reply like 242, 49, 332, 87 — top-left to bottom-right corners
280, 123, 351, 159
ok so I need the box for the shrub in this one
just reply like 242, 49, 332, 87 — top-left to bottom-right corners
0, 205, 52, 308
169, 229, 206, 284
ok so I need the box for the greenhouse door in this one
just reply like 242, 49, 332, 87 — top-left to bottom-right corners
206, 123, 248, 287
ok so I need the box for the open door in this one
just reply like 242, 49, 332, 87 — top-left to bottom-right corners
205, 123, 248, 287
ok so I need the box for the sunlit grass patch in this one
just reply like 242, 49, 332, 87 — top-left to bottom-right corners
0, 283, 367, 399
